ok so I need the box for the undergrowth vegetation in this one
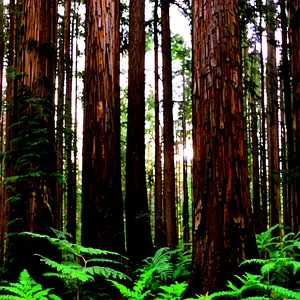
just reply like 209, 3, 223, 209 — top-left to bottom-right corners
0, 225, 299, 299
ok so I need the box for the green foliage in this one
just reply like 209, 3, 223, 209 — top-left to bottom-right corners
110, 247, 191, 299
0, 269, 61, 300
20, 230, 128, 299
158, 281, 187, 299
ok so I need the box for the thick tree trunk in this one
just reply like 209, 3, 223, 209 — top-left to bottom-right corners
5, 0, 58, 280
162, 0, 176, 249
154, 0, 163, 249
289, 0, 300, 232
82, 0, 124, 253
126, 0, 153, 261
186, 0, 258, 295
266, 0, 280, 231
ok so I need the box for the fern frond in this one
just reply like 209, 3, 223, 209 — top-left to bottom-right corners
38, 256, 93, 282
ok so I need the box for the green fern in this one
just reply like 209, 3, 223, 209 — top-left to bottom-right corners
158, 281, 188, 299
20, 230, 128, 299
108, 268, 155, 300
0, 269, 61, 300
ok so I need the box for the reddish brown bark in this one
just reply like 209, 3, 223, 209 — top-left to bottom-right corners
289, 0, 300, 232
5, 0, 58, 280
182, 66, 190, 244
162, 0, 177, 249
56, 25, 64, 232
154, 0, 163, 248
82, 0, 124, 253
266, 0, 280, 231
126, 0, 153, 260
186, 0, 258, 295
280, 0, 293, 231
258, 0, 267, 231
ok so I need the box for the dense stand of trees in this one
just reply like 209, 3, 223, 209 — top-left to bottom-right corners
0, 0, 299, 297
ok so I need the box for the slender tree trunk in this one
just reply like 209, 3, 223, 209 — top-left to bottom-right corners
289, 0, 300, 232
281, 0, 293, 231
0, 0, 4, 272
280, 78, 288, 231
185, 0, 258, 295
82, 0, 124, 253
266, 0, 280, 231
250, 55, 261, 234
154, 0, 163, 249
126, 0, 153, 261
74, 3, 79, 242
162, 0, 176, 249
258, 0, 268, 231
64, 0, 76, 242
4, 0, 19, 279
182, 65, 189, 244
56, 13, 64, 232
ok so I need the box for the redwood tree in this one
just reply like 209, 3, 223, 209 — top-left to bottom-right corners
186, 0, 258, 295
154, 0, 163, 248
289, 0, 300, 232
82, 0, 124, 253
5, 0, 58, 280
126, 0, 153, 261
266, 0, 280, 230
161, 0, 176, 249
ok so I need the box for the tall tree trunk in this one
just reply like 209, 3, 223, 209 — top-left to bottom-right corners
289, 0, 300, 232
250, 54, 261, 234
64, 0, 76, 242
6, 0, 58, 280
82, 0, 124, 253
126, 0, 153, 261
280, 0, 293, 231
266, 0, 280, 231
162, 0, 176, 249
154, 0, 163, 249
4, 0, 19, 280
182, 65, 190, 245
0, 0, 4, 272
56, 12, 64, 232
185, 0, 258, 295
258, 0, 267, 231
280, 78, 288, 230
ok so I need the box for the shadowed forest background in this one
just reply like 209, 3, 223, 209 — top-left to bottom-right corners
0, 0, 299, 299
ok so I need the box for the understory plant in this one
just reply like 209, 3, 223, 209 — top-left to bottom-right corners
21, 229, 128, 299
109, 247, 191, 299
0, 269, 61, 300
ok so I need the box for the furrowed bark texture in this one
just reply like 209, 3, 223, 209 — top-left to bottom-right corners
6, 0, 58, 280
82, 0, 124, 253
162, 0, 177, 249
187, 0, 258, 295
126, 0, 153, 260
